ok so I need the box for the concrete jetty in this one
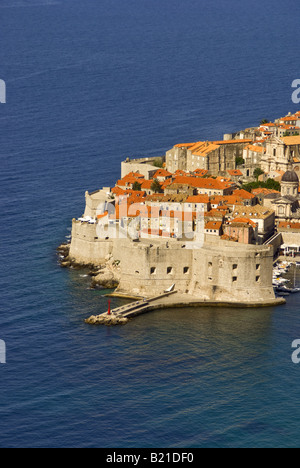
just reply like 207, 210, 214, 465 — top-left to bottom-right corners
85, 290, 286, 326
85, 290, 178, 325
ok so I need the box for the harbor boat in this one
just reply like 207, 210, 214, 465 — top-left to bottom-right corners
275, 286, 300, 294
276, 291, 290, 297
273, 260, 300, 294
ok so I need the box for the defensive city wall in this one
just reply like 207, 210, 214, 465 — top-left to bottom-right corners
69, 220, 276, 305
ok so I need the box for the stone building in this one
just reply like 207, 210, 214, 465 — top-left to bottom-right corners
68, 187, 279, 307
261, 136, 300, 174
166, 140, 252, 176
230, 205, 275, 244
243, 144, 266, 178
223, 218, 258, 244
271, 170, 300, 222
98, 233, 273, 303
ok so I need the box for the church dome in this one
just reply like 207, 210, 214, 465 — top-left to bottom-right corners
281, 170, 299, 183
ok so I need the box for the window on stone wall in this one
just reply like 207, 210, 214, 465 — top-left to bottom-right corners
256, 276, 261, 283
232, 276, 238, 283
150, 267, 156, 275
167, 267, 173, 275
183, 267, 190, 274
208, 262, 213, 281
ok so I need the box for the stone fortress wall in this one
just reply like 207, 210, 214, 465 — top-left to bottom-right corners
69, 220, 275, 304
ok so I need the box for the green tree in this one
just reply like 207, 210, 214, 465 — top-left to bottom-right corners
132, 181, 142, 191
253, 168, 264, 180
260, 119, 270, 125
153, 158, 164, 168
242, 179, 281, 193
236, 156, 245, 166
151, 179, 162, 193
265, 178, 281, 191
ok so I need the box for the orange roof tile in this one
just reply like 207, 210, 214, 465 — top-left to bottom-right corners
189, 142, 220, 156
173, 176, 233, 191
230, 217, 257, 228
111, 186, 127, 196
233, 189, 256, 199
227, 169, 243, 177
282, 136, 300, 146
186, 195, 210, 204
174, 143, 195, 148
245, 145, 265, 153
154, 169, 172, 178
122, 172, 145, 181
212, 139, 252, 145
193, 169, 209, 176
141, 180, 156, 190
205, 221, 222, 230
281, 116, 298, 121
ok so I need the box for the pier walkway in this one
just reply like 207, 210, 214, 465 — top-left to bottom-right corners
85, 290, 179, 325
85, 290, 286, 325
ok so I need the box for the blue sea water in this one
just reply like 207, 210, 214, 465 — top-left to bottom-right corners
1, 0, 300, 448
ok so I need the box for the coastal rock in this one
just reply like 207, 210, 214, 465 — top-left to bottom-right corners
85, 315, 97, 324
92, 269, 119, 289
57, 243, 70, 252
85, 314, 129, 326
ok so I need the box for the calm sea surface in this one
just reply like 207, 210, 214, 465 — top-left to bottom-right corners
1, 0, 300, 448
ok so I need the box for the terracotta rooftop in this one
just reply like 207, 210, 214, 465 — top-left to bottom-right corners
230, 217, 257, 229
233, 189, 257, 199
233, 205, 274, 219
173, 176, 233, 190
227, 169, 243, 177
186, 195, 210, 204
282, 136, 300, 146
205, 221, 223, 230
153, 169, 172, 178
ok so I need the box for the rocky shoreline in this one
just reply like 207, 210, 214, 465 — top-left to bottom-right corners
85, 314, 129, 326
57, 243, 120, 290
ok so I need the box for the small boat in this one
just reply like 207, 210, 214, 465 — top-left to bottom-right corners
277, 292, 290, 297
276, 286, 300, 294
